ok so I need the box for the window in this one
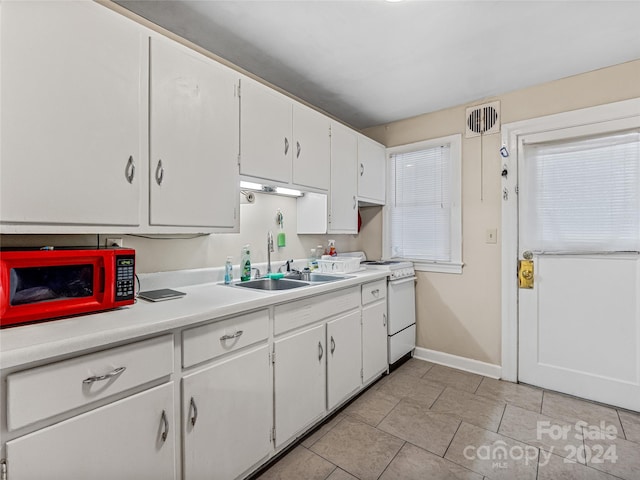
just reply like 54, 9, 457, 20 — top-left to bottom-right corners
384, 134, 462, 273
522, 129, 640, 253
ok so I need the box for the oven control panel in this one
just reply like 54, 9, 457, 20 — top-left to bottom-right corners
115, 256, 135, 301
390, 267, 415, 280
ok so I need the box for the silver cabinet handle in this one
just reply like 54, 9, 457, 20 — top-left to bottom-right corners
125, 156, 135, 184
284, 137, 289, 155
189, 397, 198, 427
371, 288, 380, 297
160, 410, 169, 442
360, 163, 364, 176
220, 330, 243, 341
383, 313, 387, 327
330, 336, 336, 355
353, 195, 356, 209
155, 160, 164, 185
296, 141, 301, 158
318, 341, 323, 361
82, 366, 126, 385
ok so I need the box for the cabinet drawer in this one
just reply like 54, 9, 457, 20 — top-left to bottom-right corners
182, 309, 269, 368
362, 279, 387, 305
7, 334, 174, 431
274, 287, 359, 335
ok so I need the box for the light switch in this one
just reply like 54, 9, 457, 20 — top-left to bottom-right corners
485, 228, 497, 244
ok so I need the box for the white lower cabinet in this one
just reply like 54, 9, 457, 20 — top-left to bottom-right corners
182, 345, 271, 480
327, 310, 363, 410
274, 324, 326, 448
6, 382, 176, 480
362, 301, 388, 384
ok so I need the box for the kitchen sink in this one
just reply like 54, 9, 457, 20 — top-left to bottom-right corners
233, 278, 310, 291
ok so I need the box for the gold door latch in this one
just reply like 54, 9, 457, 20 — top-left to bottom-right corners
518, 259, 534, 289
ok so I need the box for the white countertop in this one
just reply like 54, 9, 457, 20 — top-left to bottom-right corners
0, 269, 387, 370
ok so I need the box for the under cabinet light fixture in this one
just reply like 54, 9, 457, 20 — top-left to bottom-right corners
239, 181, 303, 197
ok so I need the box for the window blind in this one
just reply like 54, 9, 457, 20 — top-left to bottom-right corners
522, 129, 640, 252
389, 144, 451, 261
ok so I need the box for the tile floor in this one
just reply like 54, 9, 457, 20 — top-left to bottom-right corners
255, 358, 640, 480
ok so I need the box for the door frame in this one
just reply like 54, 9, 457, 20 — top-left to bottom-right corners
500, 97, 640, 382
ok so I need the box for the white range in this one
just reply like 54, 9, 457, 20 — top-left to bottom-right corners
360, 258, 416, 365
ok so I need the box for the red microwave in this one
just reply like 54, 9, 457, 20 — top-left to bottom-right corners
0, 247, 135, 327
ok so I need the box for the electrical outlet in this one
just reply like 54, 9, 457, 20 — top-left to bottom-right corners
485, 228, 497, 244
106, 237, 123, 248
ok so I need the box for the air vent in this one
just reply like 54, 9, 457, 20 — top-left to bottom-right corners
465, 101, 500, 138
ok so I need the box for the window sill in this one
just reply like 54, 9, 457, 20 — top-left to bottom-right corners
413, 261, 463, 274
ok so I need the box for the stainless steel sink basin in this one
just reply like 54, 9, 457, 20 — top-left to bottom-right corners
284, 272, 350, 283
233, 278, 310, 291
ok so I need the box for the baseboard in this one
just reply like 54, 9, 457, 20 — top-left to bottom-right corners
413, 347, 502, 379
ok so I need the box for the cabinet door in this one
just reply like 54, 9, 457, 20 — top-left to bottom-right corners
274, 324, 326, 447
240, 79, 292, 183
362, 301, 389, 383
183, 345, 271, 480
327, 310, 362, 410
292, 104, 330, 190
329, 123, 358, 233
357, 135, 386, 204
6, 383, 175, 480
0, 1, 143, 227
150, 37, 239, 229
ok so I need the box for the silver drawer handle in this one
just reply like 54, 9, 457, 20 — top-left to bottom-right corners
155, 159, 164, 185
189, 397, 198, 427
160, 410, 169, 442
83, 366, 126, 385
220, 330, 244, 341
296, 141, 301, 158
284, 137, 289, 155
360, 163, 364, 176
371, 288, 380, 297
383, 313, 387, 327
330, 336, 336, 355
125, 155, 135, 184
318, 341, 323, 361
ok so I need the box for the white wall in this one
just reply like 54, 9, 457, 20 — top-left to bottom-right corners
363, 59, 640, 366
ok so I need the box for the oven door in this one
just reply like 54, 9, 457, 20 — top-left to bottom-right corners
387, 276, 416, 334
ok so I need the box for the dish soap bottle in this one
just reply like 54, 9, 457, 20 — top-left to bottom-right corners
224, 256, 233, 284
241, 245, 251, 281
328, 239, 337, 257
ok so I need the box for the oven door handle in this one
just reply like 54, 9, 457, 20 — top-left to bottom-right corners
389, 276, 416, 285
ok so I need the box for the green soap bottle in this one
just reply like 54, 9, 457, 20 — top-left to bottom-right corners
241, 245, 251, 281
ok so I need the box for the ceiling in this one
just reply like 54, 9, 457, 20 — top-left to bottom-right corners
116, 0, 640, 130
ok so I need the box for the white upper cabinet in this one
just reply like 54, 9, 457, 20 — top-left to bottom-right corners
240, 78, 293, 184
0, 1, 144, 228
329, 122, 358, 234
357, 135, 386, 205
149, 37, 239, 230
292, 104, 331, 190
240, 78, 330, 190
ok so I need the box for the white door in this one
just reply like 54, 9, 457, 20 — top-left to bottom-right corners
7, 383, 175, 480
274, 324, 326, 447
182, 345, 271, 480
517, 123, 640, 412
362, 301, 388, 383
292, 104, 330, 190
0, 1, 143, 227
329, 122, 358, 234
357, 135, 386, 204
150, 37, 239, 229
240, 78, 292, 183
327, 310, 362, 410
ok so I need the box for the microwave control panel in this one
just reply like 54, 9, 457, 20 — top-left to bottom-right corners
115, 255, 135, 301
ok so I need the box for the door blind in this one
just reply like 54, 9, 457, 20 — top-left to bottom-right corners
522, 129, 640, 252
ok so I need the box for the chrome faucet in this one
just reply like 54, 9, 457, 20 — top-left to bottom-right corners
267, 231, 274, 274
